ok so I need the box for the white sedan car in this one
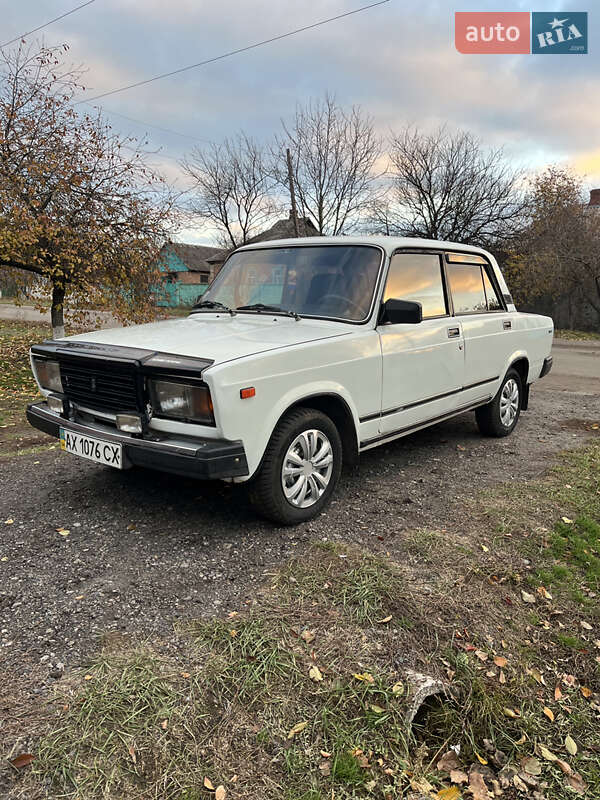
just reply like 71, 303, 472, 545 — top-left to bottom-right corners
27, 237, 553, 524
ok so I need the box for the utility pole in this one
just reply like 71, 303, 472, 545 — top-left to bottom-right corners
286, 147, 300, 237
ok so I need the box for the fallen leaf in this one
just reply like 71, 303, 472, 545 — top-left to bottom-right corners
515, 734, 527, 745
1, 556, 8, 562
56, 527, 70, 536
581, 686, 592, 699
4, 518, 14, 525
555, 685, 563, 701
365, 779, 376, 791
474, 649, 488, 662
499, 669, 506, 684
437, 786, 461, 800
376, 614, 392, 624
543, 706, 555, 722
494, 656, 508, 668
522, 756, 542, 776
128, 744, 136, 764
449, 769, 468, 785
84, 674, 93, 681
469, 770, 490, 800
556, 758, 572, 775
229, 629, 237, 638
300, 629, 315, 643
521, 590, 536, 604
309, 665, 323, 682
287, 721, 308, 739
503, 707, 520, 718
530, 668, 545, 685
10, 753, 34, 769
204, 777, 215, 790
160, 719, 168, 730
320, 750, 331, 758
353, 672, 374, 683
538, 745, 557, 761
565, 735, 577, 756
370, 704, 385, 714
566, 772, 587, 795
215, 786, 226, 800
319, 760, 331, 776
481, 544, 489, 552
437, 750, 461, 773
562, 517, 574, 524
581, 621, 593, 630
538, 586, 553, 600
475, 752, 488, 765
391, 682, 404, 695
180, 671, 190, 679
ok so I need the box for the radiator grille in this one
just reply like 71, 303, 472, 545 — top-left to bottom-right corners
60, 359, 140, 413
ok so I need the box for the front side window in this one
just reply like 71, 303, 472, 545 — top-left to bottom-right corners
446, 264, 487, 314
199, 245, 383, 322
384, 253, 447, 319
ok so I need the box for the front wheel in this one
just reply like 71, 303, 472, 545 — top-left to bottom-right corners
249, 408, 342, 525
475, 369, 522, 437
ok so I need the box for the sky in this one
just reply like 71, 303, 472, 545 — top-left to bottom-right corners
1, 0, 598, 244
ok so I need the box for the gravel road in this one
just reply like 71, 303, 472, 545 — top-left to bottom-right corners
1, 341, 599, 683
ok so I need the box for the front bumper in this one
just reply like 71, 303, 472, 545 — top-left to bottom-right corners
27, 402, 249, 480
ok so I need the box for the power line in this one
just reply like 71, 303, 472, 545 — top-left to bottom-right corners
75, 0, 390, 104
83, 103, 213, 144
0, 0, 96, 49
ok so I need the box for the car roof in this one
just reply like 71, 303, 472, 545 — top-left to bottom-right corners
236, 235, 492, 258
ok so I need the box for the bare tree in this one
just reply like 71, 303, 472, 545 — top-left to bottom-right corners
276, 95, 381, 235
182, 133, 281, 248
0, 43, 174, 338
374, 126, 525, 246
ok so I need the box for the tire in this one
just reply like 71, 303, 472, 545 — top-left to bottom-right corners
248, 407, 343, 525
475, 368, 522, 438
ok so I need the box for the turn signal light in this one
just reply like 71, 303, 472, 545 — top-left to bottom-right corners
240, 387, 256, 399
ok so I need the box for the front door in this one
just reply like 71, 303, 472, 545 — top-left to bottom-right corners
378, 252, 465, 436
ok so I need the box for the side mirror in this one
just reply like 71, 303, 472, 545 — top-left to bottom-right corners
379, 298, 423, 325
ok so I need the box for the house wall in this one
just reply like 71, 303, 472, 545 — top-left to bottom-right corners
155, 246, 209, 308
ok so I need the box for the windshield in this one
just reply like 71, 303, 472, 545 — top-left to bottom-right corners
198, 245, 383, 322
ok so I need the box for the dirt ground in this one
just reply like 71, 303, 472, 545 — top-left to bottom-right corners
1, 341, 598, 684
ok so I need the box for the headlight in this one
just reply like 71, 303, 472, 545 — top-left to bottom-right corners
33, 358, 63, 392
149, 379, 214, 425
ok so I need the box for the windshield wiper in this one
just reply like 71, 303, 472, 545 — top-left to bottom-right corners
192, 299, 236, 316
236, 303, 301, 320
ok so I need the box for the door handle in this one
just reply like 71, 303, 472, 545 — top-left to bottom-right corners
503, 320, 512, 330
447, 327, 460, 338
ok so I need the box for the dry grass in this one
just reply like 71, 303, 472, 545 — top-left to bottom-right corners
3, 405, 600, 797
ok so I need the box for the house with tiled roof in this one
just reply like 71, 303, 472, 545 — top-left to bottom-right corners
156, 241, 222, 307
206, 213, 321, 275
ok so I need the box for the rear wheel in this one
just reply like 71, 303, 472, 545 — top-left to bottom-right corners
475, 368, 522, 437
249, 408, 342, 525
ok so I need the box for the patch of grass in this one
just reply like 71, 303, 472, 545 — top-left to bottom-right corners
555, 328, 600, 341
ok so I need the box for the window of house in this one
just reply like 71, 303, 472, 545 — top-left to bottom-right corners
384, 253, 447, 319
446, 264, 487, 314
199, 272, 209, 284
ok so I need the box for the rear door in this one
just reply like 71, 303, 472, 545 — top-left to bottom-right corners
443, 252, 514, 405
377, 251, 465, 437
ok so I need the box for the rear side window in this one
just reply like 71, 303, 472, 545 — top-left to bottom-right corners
384, 253, 447, 319
482, 269, 502, 311
446, 264, 487, 314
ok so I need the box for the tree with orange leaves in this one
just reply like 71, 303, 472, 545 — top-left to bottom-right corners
0, 43, 174, 338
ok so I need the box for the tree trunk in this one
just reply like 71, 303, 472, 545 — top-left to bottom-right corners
51, 282, 65, 339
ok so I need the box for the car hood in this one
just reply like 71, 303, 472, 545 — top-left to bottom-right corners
62, 313, 353, 366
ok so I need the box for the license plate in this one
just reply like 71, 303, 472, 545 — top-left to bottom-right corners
59, 428, 123, 469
